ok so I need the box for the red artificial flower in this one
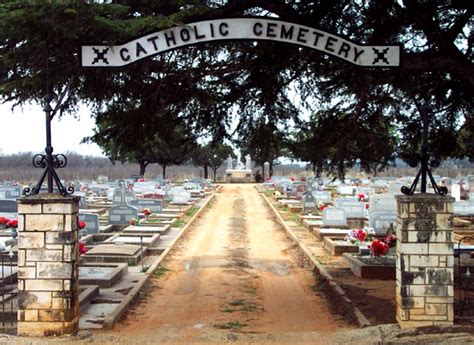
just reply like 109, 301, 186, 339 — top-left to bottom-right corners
365, 203, 369, 209
369, 240, 389, 257
318, 204, 327, 211
78, 221, 87, 229
142, 208, 151, 216
0, 217, 9, 225
355, 229, 366, 242
6, 219, 18, 228
79, 242, 88, 255
137, 178, 145, 182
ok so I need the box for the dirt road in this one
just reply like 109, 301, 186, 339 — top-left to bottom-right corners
111, 184, 350, 342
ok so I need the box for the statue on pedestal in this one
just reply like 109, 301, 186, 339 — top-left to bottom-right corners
235, 152, 245, 170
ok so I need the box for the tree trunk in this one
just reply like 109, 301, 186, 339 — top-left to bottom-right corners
212, 168, 217, 183
138, 161, 148, 176
269, 161, 274, 178
162, 164, 167, 179
261, 164, 265, 181
204, 165, 209, 179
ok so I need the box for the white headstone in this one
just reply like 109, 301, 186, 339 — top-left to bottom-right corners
322, 208, 347, 227
451, 184, 461, 202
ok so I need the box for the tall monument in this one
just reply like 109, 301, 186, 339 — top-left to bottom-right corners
225, 151, 252, 183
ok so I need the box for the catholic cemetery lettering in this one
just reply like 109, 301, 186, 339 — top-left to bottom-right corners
82, 18, 400, 68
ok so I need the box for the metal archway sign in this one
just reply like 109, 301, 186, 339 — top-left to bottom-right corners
81, 17, 400, 68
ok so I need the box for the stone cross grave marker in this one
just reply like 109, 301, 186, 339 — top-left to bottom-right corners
322, 208, 347, 227
129, 199, 163, 213
303, 182, 316, 213
78, 213, 100, 236
113, 180, 135, 205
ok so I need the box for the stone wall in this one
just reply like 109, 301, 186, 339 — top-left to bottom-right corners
17, 194, 80, 336
396, 194, 454, 328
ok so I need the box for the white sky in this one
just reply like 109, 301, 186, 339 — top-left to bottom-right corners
0, 102, 104, 157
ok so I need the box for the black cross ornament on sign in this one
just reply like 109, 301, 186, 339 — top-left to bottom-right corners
92, 47, 110, 65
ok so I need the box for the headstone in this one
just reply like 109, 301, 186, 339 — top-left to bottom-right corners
303, 188, 316, 213
339, 203, 366, 218
387, 182, 404, 195
264, 162, 270, 179
78, 213, 100, 236
368, 212, 397, 235
0, 199, 17, 213
369, 193, 397, 214
129, 199, 163, 213
322, 208, 347, 227
470, 192, 474, 201
451, 184, 461, 202
355, 187, 375, 196
312, 191, 331, 203
108, 205, 139, 225
245, 154, 251, 170
453, 201, 474, 216
113, 180, 135, 205
0, 186, 21, 200
337, 185, 354, 196
73, 191, 88, 208
97, 175, 109, 183
171, 188, 191, 204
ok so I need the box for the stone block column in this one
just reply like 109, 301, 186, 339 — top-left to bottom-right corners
17, 195, 80, 336
396, 194, 454, 329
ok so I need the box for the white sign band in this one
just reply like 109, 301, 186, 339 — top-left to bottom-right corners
81, 18, 400, 67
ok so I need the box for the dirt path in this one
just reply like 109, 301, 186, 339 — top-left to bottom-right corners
104, 184, 351, 342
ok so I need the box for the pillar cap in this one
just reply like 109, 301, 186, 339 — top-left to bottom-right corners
396, 193, 454, 203
18, 193, 80, 205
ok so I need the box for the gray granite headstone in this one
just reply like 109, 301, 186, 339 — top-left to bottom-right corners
108, 205, 139, 225
129, 199, 163, 213
79, 213, 100, 236
0, 200, 17, 213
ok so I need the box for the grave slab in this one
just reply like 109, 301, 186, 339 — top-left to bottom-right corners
323, 237, 359, 256
343, 253, 395, 280
313, 228, 351, 241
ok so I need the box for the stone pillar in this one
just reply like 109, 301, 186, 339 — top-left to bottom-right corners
396, 194, 454, 329
17, 195, 80, 336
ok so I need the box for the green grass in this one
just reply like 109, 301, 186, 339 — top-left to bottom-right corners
220, 307, 236, 313
153, 265, 170, 278
264, 190, 274, 197
171, 219, 185, 228
229, 299, 245, 307
214, 321, 248, 330
185, 207, 199, 217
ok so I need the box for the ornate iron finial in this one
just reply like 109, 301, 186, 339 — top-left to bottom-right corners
23, 93, 73, 197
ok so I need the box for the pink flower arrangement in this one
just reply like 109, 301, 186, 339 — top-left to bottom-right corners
78, 221, 87, 229
142, 208, 151, 216
0, 217, 8, 224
